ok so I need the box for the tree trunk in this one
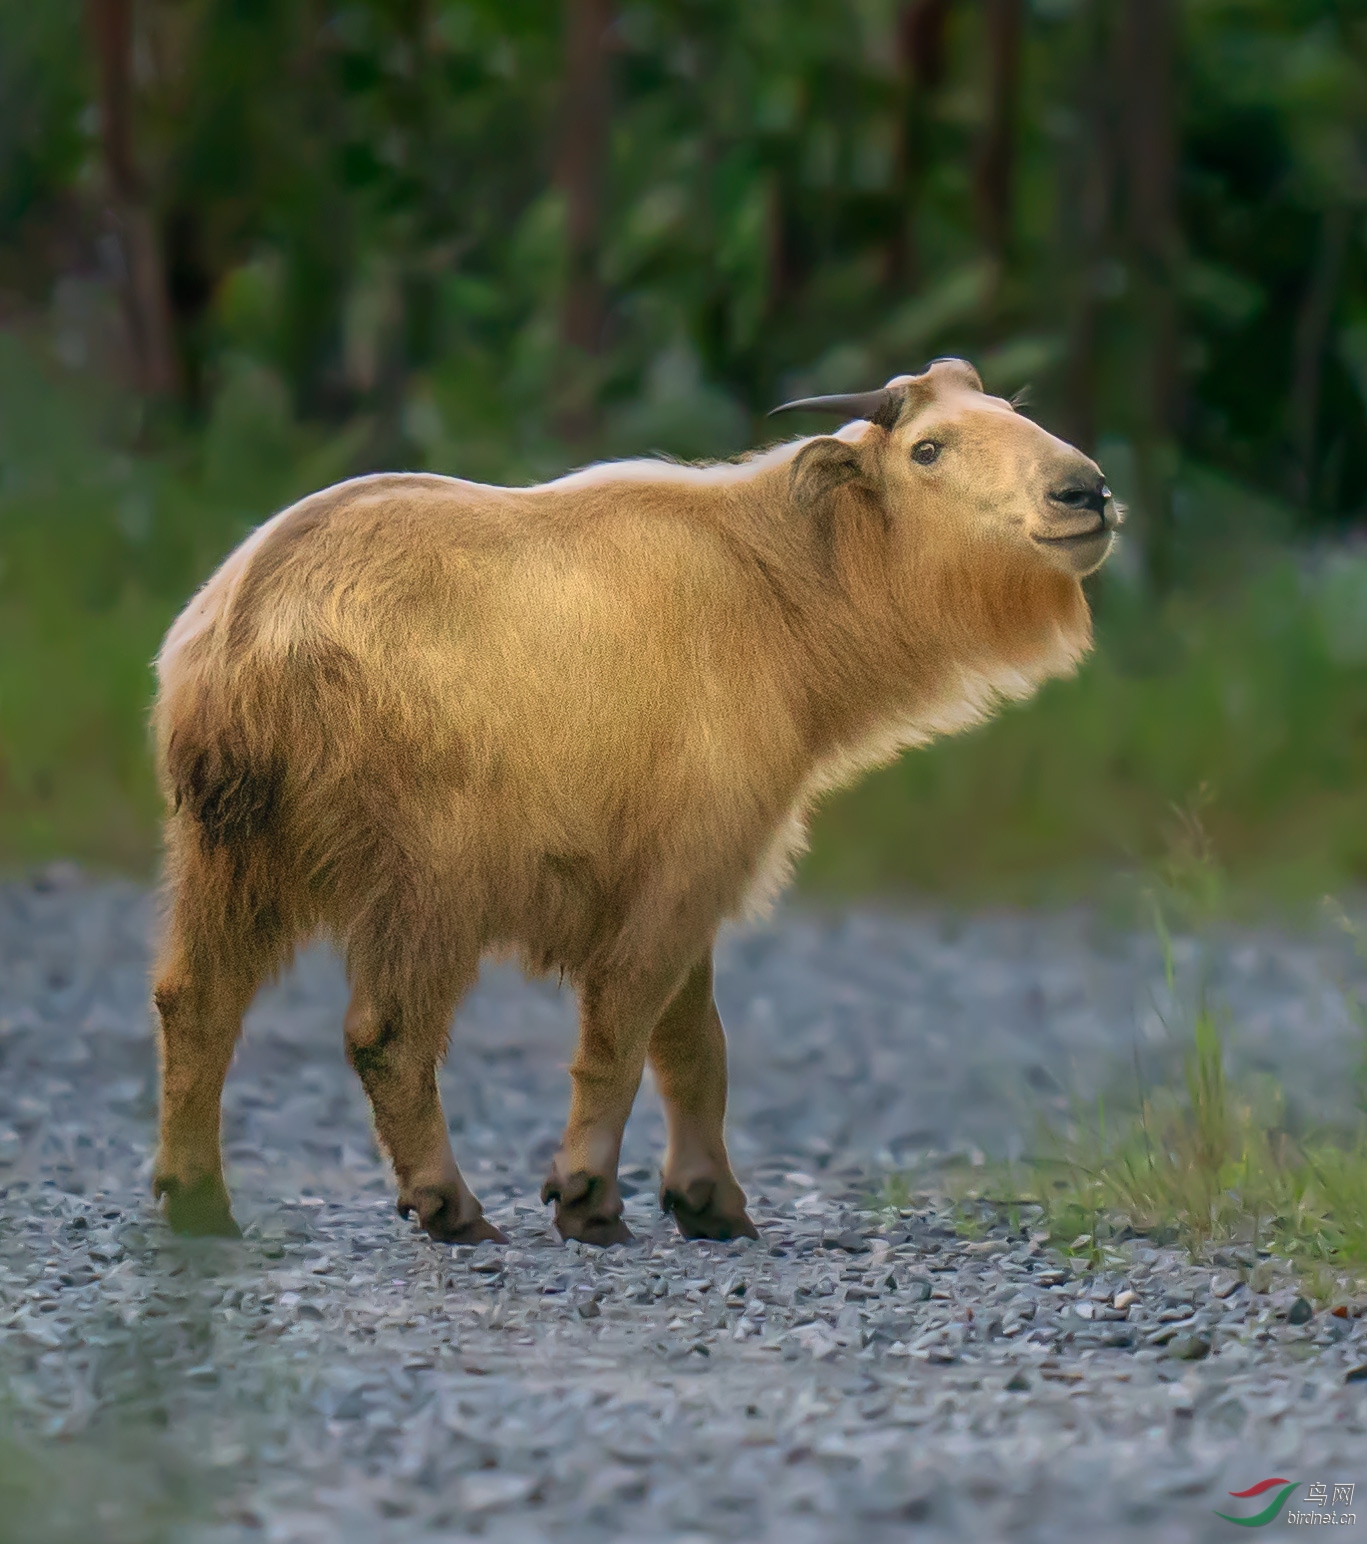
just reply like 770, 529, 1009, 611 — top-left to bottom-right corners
1118, 0, 1180, 589
975, 0, 1023, 269
1059, 0, 1115, 455
884, 0, 953, 291
555, 0, 614, 438
1289, 206, 1351, 508
86, 0, 179, 399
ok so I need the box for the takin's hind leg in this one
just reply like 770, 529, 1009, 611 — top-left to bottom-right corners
543, 958, 700, 1246
152, 841, 289, 1238
648, 953, 757, 1242
343, 932, 505, 1247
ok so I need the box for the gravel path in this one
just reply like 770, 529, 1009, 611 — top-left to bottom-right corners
2, 870, 1367, 1542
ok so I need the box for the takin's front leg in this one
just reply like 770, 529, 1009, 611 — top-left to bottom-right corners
542, 961, 692, 1245
344, 958, 507, 1247
648, 953, 757, 1242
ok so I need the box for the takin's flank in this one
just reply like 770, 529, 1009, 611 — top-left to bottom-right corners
151, 358, 1119, 1247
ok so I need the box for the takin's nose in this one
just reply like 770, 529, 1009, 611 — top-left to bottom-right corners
1047, 468, 1113, 525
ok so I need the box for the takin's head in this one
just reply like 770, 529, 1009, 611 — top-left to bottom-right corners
771, 357, 1120, 579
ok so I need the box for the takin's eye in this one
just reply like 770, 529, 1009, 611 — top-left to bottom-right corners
910, 440, 941, 466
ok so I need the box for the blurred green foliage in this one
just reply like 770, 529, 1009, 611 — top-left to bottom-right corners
0, 1425, 209, 1544
4, 0, 1367, 505
0, 0, 1365, 891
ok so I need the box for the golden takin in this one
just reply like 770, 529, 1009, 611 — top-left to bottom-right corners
151, 357, 1117, 1246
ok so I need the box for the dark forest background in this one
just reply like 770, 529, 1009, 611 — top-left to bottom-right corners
1, 0, 1366, 901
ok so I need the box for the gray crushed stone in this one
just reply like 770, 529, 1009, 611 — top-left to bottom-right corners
2, 869, 1367, 1543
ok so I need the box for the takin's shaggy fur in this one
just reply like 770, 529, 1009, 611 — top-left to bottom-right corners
151, 358, 1117, 1245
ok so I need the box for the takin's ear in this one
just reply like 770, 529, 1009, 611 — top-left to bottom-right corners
788, 436, 887, 564
788, 435, 881, 514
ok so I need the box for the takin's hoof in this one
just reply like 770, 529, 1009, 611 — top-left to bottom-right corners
154, 1173, 242, 1239
397, 1185, 509, 1246
661, 1178, 759, 1242
541, 1168, 632, 1246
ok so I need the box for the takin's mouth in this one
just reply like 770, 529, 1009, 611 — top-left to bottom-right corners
1031, 523, 1110, 551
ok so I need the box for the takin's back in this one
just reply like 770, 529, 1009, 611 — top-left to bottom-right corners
154, 466, 820, 959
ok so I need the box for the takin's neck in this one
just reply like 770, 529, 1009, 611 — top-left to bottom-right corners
594, 452, 1094, 794
783, 538, 1094, 795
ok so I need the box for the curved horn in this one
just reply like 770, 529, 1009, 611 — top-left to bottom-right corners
768, 387, 902, 430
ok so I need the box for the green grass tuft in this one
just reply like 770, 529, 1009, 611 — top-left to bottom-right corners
941, 821, 1367, 1296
